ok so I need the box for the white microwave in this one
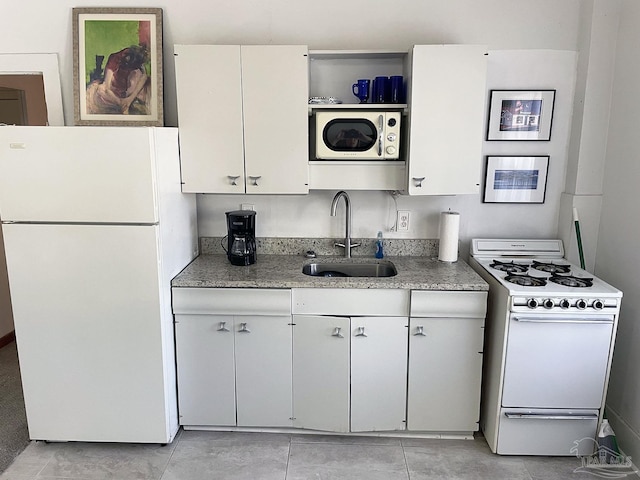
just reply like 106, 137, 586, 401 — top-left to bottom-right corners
314, 111, 401, 160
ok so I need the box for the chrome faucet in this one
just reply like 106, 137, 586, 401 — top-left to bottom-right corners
330, 191, 360, 258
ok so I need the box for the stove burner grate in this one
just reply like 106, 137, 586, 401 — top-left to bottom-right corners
549, 274, 593, 288
490, 260, 529, 274
504, 273, 547, 287
531, 260, 571, 274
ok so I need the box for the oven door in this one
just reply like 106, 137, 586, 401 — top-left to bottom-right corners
502, 313, 614, 409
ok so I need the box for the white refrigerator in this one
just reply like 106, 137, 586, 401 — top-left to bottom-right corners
0, 126, 197, 443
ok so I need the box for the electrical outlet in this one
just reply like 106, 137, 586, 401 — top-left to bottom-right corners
241, 203, 255, 211
397, 210, 410, 232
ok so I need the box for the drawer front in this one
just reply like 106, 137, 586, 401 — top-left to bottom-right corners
497, 408, 598, 455
410, 290, 487, 318
172, 287, 291, 316
292, 288, 409, 316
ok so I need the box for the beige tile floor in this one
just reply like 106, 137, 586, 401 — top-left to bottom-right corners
3, 429, 639, 480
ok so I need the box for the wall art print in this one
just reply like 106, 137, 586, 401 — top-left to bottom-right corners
483, 155, 549, 203
486, 90, 555, 141
73, 7, 163, 126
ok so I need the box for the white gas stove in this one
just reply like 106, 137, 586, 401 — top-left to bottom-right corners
469, 239, 622, 456
470, 239, 622, 314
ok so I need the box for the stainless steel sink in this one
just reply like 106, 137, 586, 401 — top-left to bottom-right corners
302, 261, 397, 278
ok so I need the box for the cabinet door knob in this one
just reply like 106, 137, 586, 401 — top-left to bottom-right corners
238, 322, 251, 333
331, 327, 344, 338
248, 175, 262, 186
355, 326, 367, 337
413, 177, 425, 188
414, 325, 426, 336
217, 321, 230, 332
227, 175, 241, 186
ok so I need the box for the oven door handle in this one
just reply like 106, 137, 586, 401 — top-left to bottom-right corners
512, 316, 614, 324
505, 413, 598, 421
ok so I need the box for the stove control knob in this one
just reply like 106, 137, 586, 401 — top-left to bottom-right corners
543, 298, 555, 309
527, 298, 539, 309
593, 299, 605, 310
559, 299, 571, 309
576, 299, 588, 310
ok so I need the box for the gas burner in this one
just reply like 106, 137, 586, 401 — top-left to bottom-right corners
531, 260, 571, 274
549, 274, 593, 288
490, 260, 529, 274
504, 273, 548, 287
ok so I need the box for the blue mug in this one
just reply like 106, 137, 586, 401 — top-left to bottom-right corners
372, 76, 388, 103
352, 79, 370, 103
389, 75, 404, 103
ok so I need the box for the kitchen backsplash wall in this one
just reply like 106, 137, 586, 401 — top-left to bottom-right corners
201, 236, 439, 257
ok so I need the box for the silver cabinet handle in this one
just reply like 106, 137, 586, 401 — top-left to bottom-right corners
413, 177, 425, 188
248, 175, 262, 186
227, 175, 241, 186
238, 322, 250, 333
355, 326, 367, 337
217, 321, 230, 332
413, 325, 426, 336
331, 327, 344, 338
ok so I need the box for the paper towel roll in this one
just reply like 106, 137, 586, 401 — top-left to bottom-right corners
438, 211, 460, 262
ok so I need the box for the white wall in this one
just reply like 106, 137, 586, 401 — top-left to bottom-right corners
0, 0, 581, 128
596, 0, 640, 462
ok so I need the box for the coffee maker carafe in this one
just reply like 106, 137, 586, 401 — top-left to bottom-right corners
225, 210, 257, 266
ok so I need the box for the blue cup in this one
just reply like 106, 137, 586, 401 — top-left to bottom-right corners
372, 76, 388, 103
352, 79, 370, 103
389, 75, 404, 103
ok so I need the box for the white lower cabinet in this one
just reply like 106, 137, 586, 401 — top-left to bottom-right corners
173, 288, 293, 428
174, 314, 236, 426
292, 315, 408, 433
350, 316, 408, 432
292, 315, 350, 432
173, 287, 487, 435
234, 315, 293, 427
407, 291, 487, 432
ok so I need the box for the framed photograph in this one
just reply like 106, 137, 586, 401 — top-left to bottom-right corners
487, 90, 555, 141
483, 156, 549, 203
72, 7, 163, 126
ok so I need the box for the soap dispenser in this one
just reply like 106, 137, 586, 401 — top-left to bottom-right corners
375, 231, 384, 259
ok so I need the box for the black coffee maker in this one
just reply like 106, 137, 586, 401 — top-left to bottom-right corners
225, 210, 257, 266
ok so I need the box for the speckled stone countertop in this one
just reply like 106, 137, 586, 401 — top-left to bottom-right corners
172, 238, 488, 291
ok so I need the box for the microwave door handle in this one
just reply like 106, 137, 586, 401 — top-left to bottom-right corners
378, 114, 383, 157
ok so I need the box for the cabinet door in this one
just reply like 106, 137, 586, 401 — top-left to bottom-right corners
407, 317, 484, 432
407, 45, 487, 195
351, 316, 408, 432
292, 315, 350, 432
174, 45, 245, 193
234, 316, 293, 427
241, 45, 309, 194
174, 315, 236, 426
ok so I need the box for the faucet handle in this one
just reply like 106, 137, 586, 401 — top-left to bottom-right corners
334, 242, 346, 249
351, 242, 361, 248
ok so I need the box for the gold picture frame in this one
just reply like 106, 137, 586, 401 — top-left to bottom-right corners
72, 7, 163, 126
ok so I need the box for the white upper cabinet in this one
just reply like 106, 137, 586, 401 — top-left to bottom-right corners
174, 45, 309, 194
407, 45, 487, 195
